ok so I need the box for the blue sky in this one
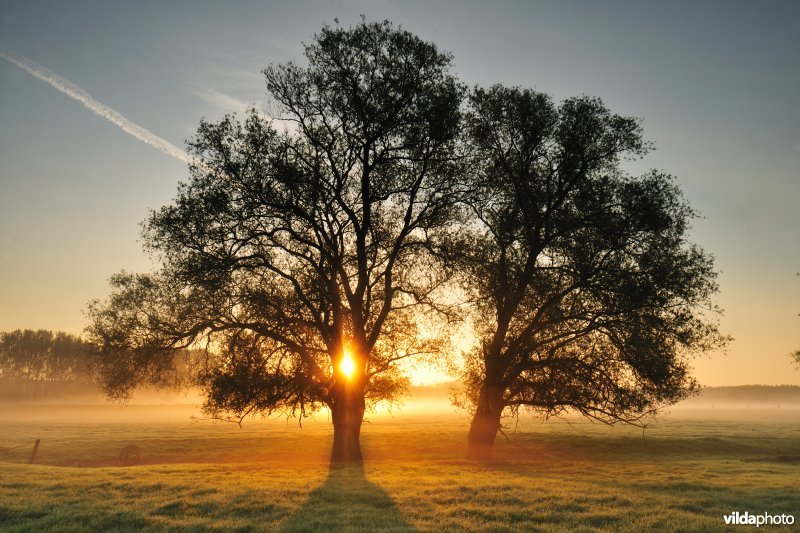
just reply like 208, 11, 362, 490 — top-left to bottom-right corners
1, 1, 798, 385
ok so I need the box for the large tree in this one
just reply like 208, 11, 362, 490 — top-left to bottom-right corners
87, 21, 464, 467
458, 86, 725, 460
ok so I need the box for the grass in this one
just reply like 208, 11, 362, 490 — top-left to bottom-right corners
1, 404, 798, 531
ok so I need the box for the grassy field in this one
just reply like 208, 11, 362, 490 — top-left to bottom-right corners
1, 402, 798, 532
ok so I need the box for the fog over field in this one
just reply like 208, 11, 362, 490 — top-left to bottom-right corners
2, 384, 798, 433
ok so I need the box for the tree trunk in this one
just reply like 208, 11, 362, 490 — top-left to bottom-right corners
329, 387, 365, 468
466, 385, 505, 461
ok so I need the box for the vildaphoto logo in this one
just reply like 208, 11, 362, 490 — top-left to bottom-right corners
723, 511, 795, 527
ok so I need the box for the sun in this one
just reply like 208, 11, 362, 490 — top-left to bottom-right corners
339, 346, 356, 379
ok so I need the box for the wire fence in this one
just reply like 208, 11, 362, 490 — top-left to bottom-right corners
0, 438, 40, 463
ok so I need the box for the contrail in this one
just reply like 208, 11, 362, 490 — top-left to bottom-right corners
1, 51, 191, 164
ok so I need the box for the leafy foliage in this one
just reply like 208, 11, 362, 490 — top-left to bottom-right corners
87, 21, 465, 428
458, 86, 726, 430
86, 22, 725, 460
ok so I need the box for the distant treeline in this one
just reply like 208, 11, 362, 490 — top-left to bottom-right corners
411, 382, 800, 404
0, 329, 100, 400
686, 385, 800, 406
0, 329, 206, 402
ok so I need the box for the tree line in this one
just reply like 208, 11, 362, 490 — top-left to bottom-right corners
85, 20, 726, 466
0, 329, 202, 401
0, 329, 95, 400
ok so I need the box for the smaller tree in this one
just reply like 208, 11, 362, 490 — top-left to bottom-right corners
457, 85, 727, 460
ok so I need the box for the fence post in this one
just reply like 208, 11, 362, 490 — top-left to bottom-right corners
29, 439, 40, 464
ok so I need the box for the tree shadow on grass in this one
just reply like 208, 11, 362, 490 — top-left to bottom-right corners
281, 466, 416, 532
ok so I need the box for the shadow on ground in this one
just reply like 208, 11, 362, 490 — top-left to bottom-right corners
281, 467, 416, 532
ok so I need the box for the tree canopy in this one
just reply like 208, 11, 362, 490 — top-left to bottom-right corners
87, 20, 725, 466
87, 20, 465, 466
457, 86, 725, 459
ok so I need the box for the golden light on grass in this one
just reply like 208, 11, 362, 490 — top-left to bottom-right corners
339, 346, 356, 380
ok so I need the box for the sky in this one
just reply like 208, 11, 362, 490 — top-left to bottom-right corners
1, 1, 798, 386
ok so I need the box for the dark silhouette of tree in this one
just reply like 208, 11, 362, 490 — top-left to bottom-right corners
86, 20, 464, 467
456, 86, 726, 460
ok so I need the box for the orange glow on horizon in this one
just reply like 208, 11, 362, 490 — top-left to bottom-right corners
407, 364, 456, 386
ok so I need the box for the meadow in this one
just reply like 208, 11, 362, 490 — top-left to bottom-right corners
1, 400, 798, 532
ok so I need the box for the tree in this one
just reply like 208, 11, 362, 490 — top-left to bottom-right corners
0, 329, 95, 399
456, 86, 726, 460
86, 20, 464, 467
